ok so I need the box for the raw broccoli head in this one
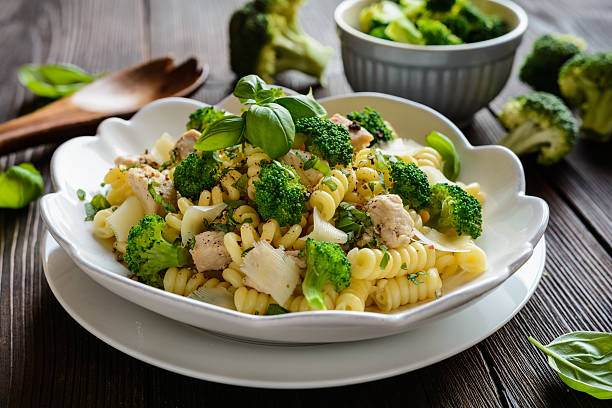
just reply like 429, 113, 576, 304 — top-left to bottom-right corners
426, 183, 482, 238
497, 92, 578, 165
124, 214, 192, 288
229, 0, 332, 84
389, 161, 431, 209
559, 52, 612, 142
186, 106, 226, 132
417, 18, 463, 45
425, 0, 454, 12
173, 152, 222, 200
346, 107, 394, 145
360, 0, 405, 33
519, 34, 586, 96
254, 160, 308, 226
294, 117, 354, 167
301, 238, 351, 310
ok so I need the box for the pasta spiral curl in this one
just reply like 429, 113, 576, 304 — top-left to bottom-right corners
259, 219, 304, 249
92, 208, 115, 239
457, 181, 485, 204
233, 286, 271, 315
284, 283, 338, 311
455, 243, 487, 277
163, 267, 205, 296
104, 167, 133, 206
223, 223, 262, 264
222, 264, 245, 289
335, 279, 372, 312
245, 146, 270, 200
196, 169, 245, 206
373, 267, 442, 312
164, 197, 195, 234
413, 147, 442, 169
309, 169, 350, 221
346, 242, 436, 280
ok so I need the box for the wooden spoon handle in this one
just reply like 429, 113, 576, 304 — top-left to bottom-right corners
0, 99, 100, 156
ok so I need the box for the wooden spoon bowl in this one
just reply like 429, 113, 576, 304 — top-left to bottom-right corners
0, 56, 208, 155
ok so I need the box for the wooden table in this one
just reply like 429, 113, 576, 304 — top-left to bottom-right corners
1, 0, 610, 406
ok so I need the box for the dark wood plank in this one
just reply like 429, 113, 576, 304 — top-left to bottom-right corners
487, 0, 612, 250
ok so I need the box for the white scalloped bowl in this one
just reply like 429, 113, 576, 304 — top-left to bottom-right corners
40, 94, 548, 343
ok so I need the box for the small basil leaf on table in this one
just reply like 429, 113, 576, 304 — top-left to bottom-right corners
18, 63, 95, 98
425, 131, 460, 181
275, 93, 327, 120
0, 163, 44, 209
233, 74, 283, 105
529, 331, 612, 400
194, 115, 245, 151
244, 103, 295, 159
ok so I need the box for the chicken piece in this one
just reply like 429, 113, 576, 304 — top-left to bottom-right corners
190, 231, 232, 272
114, 154, 144, 167
279, 149, 323, 187
127, 165, 177, 216
172, 129, 201, 162
286, 250, 307, 269
364, 194, 415, 248
329, 113, 373, 152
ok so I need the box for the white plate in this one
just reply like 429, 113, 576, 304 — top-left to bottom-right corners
40, 94, 548, 343
42, 232, 545, 389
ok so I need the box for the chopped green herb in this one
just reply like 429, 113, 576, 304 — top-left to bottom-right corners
77, 189, 86, 201
147, 182, 176, 213
84, 193, 110, 221
406, 271, 429, 285
368, 182, 376, 192
379, 244, 390, 269
232, 174, 248, 194
242, 246, 255, 256
266, 304, 289, 315
187, 237, 196, 250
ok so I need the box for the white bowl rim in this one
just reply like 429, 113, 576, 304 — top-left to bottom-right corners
39, 94, 549, 336
334, 0, 529, 52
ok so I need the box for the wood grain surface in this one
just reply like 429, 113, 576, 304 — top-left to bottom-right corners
1, 0, 611, 407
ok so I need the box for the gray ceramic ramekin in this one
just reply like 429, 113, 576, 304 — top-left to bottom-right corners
334, 0, 528, 125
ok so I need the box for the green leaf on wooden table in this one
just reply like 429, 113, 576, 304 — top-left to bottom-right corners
0, 163, 44, 209
18, 63, 96, 98
194, 115, 245, 151
528, 331, 612, 400
425, 131, 460, 181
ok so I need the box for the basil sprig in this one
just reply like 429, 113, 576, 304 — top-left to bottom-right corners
529, 331, 612, 399
426, 131, 460, 181
194, 75, 327, 159
18, 63, 97, 98
0, 163, 44, 209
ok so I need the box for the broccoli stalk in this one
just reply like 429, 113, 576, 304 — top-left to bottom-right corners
389, 161, 431, 209
229, 0, 332, 84
294, 117, 354, 167
125, 214, 192, 288
186, 106, 226, 133
559, 52, 612, 142
346, 107, 394, 145
254, 160, 308, 226
173, 152, 223, 200
426, 183, 482, 238
497, 92, 578, 165
301, 238, 351, 310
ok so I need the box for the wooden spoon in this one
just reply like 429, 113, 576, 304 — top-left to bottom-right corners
0, 56, 208, 155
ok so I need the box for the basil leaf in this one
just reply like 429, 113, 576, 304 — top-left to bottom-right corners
529, 332, 612, 400
244, 103, 295, 159
266, 304, 289, 315
275, 94, 327, 120
194, 115, 245, 151
234, 74, 284, 105
18, 64, 95, 98
425, 131, 460, 181
0, 163, 44, 209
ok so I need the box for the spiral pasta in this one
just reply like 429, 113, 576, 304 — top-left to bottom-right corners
457, 182, 485, 204
347, 242, 437, 280
373, 267, 442, 312
103, 167, 133, 206
455, 243, 487, 277
308, 169, 350, 220
92, 208, 115, 239
259, 219, 304, 249
335, 279, 372, 312
245, 146, 270, 200
163, 267, 205, 296
233, 286, 271, 315
285, 283, 338, 311
222, 264, 245, 289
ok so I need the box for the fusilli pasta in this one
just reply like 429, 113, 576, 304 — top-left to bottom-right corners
373, 267, 442, 312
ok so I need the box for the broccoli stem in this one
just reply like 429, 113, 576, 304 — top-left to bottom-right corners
497, 120, 544, 154
580, 89, 612, 141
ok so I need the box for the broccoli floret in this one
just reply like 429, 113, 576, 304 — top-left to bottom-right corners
368, 25, 390, 40
360, 1, 405, 33
346, 107, 395, 145
389, 161, 431, 209
186, 106, 226, 133
519, 34, 586, 95
229, 0, 332, 84
173, 152, 222, 200
426, 183, 482, 238
294, 117, 354, 167
125, 214, 192, 288
497, 92, 578, 165
446, 3, 506, 43
384, 17, 424, 44
301, 238, 351, 310
254, 160, 308, 226
425, 0, 454, 12
559, 52, 612, 142
417, 19, 463, 45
